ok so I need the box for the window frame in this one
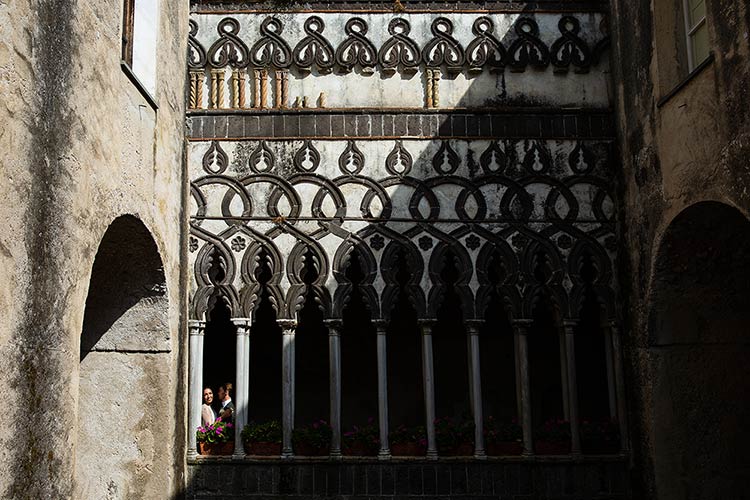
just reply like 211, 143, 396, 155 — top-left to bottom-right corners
682, 0, 708, 72
120, 0, 159, 110
122, 0, 136, 68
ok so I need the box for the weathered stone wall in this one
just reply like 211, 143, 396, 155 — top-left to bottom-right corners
609, 0, 750, 497
0, 1, 188, 498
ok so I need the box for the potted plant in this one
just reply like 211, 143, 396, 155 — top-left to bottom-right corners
580, 419, 620, 454
534, 418, 571, 455
343, 417, 379, 456
292, 420, 332, 456
484, 416, 523, 456
389, 425, 427, 456
242, 420, 282, 456
196, 417, 235, 455
435, 417, 475, 456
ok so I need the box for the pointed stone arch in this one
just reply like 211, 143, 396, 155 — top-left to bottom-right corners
648, 201, 750, 500
75, 215, 171, 499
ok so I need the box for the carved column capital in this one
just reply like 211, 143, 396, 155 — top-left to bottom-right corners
512, 318, 532, 333
188, 320, 206, 336
466, 320, 483, 335
277, 319, 297, 331
232, 317, 252, 333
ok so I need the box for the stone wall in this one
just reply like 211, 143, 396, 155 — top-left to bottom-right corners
609, 0, 750, 497
0, 1, 188, 498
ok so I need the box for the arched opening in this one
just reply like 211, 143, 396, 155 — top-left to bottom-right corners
76, 215, 170, 498
294, 247, 329, 427
386, 246, 424, 430
340, 250, 378, 439
479, 251, 517, 423
649, 201, 750, 500
432, 249, 471, 428
248, 248, 282, 424
202, 296, 237, 400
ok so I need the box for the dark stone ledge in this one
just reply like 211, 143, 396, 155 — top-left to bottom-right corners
191, 0, 609, 14
187, 109, 614, 140
186, 458, 629, 499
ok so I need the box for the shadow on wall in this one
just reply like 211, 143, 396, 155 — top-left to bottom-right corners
76, 215, 173, 499
80, 215, 168, 358
648, 201, 750, 500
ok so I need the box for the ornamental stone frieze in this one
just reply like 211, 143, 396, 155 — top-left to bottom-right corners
187, 138, 617, 323
188, 13, 610, 110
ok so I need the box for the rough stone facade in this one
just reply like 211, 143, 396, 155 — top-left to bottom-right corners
0, 0, 747, 499
0, 1, 188, 499
609, 0, 750, 498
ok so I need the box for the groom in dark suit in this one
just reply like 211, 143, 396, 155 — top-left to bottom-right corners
217, 382, 235, 424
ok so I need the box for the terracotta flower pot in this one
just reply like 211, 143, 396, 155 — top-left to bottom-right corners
534, 440, 571, 455
294, 442, 329, 456
439, 442, 474, 456
343, 442, 378, 456
390, 442, 427, 456
244, 441, 282, 456
486, 441, 523, 456
198, 441, 235, 456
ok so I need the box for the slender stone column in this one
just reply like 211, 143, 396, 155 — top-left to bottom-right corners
559, 326, 570, 421
513, 320, 533, 456
603, 322, 617, 419
610, 322, 630, 452
232, 318, 252, 458
374, 321, 390, 459
513, 332, 523, 421
279, 319, 296, 458
420, 321, 438, 459
188, 320, 206, 458
564, 321, 581, 456
466, 321, 486, 458
326, 320, 343, 458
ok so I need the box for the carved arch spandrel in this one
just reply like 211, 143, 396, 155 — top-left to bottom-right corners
379, 240, 426, 320
332, 239, 380, 320
284, 241, 332, 320
475, 239, 522, 321
239, 240, 285, 319
519, 233, 569, 319
567, 239, 616, 321
427, 242, 475, 320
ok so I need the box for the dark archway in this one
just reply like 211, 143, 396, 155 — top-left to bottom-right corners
649, 201, 750, 500
76, 215, 170, 498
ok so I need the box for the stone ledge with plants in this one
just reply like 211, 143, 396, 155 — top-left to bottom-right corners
242, 420, 282, 456
196, 417, 235, 456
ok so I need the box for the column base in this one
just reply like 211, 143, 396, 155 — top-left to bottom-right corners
188, 449, 199, 460
378, 449, 391, 461
426, 449, 438, 460
474, 450, 487, 460
330, 450, 343, 460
